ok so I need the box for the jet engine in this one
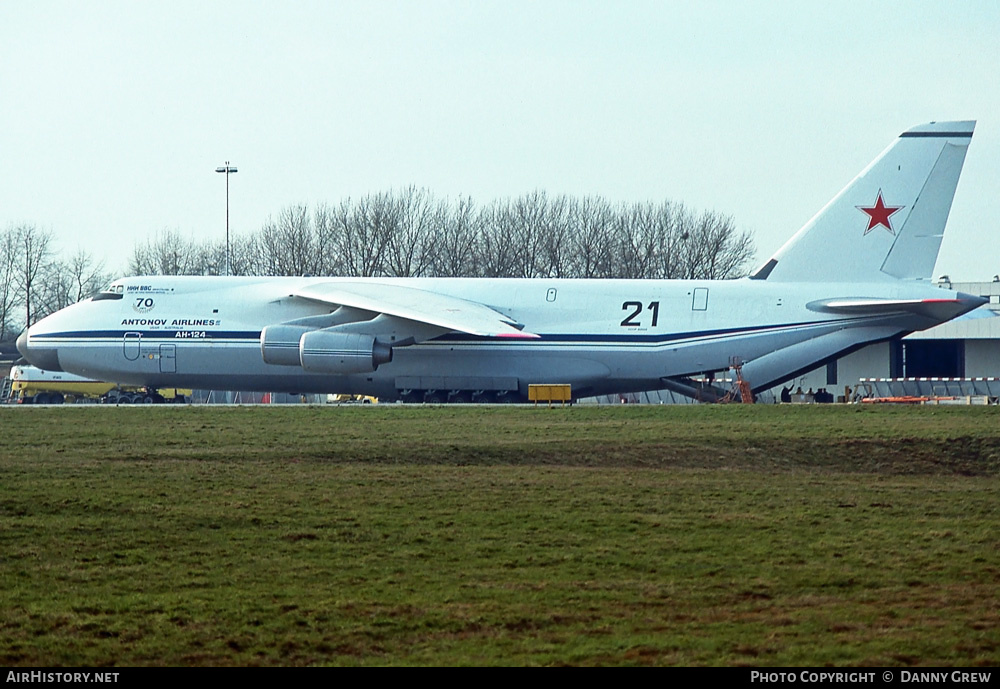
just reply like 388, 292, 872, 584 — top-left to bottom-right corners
262, 325, 392, 374
299, 330, 392, 374
261, 325, 313, 366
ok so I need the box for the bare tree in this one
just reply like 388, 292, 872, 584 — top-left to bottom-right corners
312, 203, 344, 276
538, 194, 572, 278
509, 191, 547, 278
337, 193, 393, 277
36, 249, 110, 315
677, 210, 755, 279
129, 229, 207, 276
0, 227, 20, 339
33, 264, 75, 317
227, 234, 260, 276
612, 202, 660, 279
13, 224, 53, 327
432, 196, 480, 277
649, 201, 682, 279
65, 249, 109, 302
477, 199, 520, 278
117, 190, 754, 284
256, 205, 317, 276
384, 187, 439, 278
505, 191, 571, 278
568, 197, 615, 278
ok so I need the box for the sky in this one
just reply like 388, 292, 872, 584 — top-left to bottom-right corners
2, 0, 999, 280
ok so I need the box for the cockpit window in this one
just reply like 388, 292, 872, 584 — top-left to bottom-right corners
93, 283, 125, 301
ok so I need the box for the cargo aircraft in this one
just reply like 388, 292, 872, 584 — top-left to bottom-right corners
18, 121, 985, 402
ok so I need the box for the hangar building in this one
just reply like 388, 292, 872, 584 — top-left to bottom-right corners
767, 279, 1000, 400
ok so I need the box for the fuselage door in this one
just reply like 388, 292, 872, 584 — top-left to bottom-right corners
692, 288, 709, 311
124, 332, 141, 361
159, 344, 176, 373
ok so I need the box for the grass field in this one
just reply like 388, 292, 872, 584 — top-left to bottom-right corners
1, 404, 998, 666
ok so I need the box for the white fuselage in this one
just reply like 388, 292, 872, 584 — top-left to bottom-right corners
20, 121, 981, 399
20, 275, 975, 400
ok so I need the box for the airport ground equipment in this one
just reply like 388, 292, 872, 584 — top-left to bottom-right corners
7, 365, 190, 404
528, 384, 572, 406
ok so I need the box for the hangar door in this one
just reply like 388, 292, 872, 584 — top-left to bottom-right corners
892, 339, 965, 378
905, 340, 964, 378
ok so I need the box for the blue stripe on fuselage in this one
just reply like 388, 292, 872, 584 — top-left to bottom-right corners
32, 318, 838, 346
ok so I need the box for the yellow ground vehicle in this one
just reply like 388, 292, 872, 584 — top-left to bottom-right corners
8, 365, 191, 404
327, 393, 378, 404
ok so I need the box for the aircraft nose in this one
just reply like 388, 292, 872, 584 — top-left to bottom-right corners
16, 328, 63, 372
15, 329, 28, 358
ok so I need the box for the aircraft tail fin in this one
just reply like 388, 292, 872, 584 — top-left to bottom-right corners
751, 121, 974, 283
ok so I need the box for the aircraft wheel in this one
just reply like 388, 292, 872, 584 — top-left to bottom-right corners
493, 391, 518, 404
35, 393, 50, 404
423, 390, 447, 404
400, 390, 423, 404
449, 391, 473, 404
51, 393, 64, 405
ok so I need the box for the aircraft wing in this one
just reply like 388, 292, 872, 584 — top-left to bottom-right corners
290, 281, 539, 339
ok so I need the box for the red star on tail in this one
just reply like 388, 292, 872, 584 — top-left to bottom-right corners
857, 190, 904, 235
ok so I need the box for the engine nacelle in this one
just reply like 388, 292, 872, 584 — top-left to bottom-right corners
299, 330, 392, 374
261, 325, 313, 366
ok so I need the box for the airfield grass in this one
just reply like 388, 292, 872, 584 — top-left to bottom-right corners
1, 404, 998, 666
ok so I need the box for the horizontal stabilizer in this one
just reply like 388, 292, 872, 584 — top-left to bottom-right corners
807, 293, 986, 320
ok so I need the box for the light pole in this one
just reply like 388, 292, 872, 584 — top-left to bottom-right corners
215, 162, 237, 275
